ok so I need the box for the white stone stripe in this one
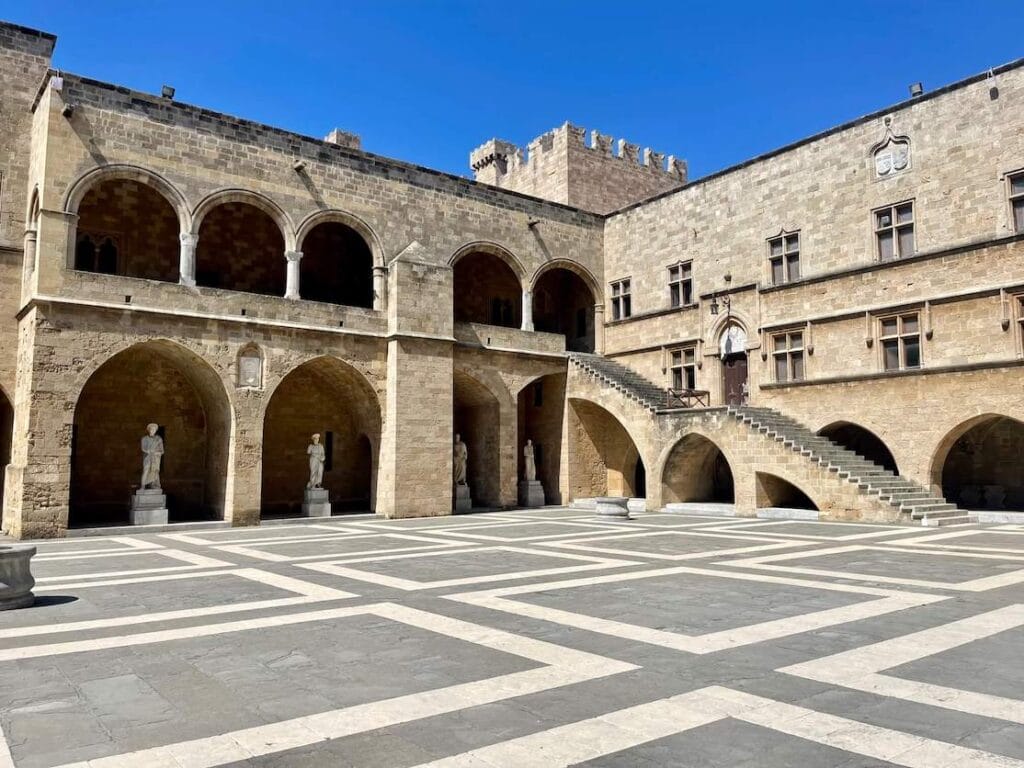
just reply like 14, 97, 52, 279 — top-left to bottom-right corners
33, 568, 235, 591
0, 734, 12, 768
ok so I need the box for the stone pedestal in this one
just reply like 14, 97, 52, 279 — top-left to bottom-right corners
595, 496, 630, 519
302, 488, 332, 517
454, 484, 472, 513
0, 544, 36, 610
518, 480, 545, 508
130, 489, 168, 525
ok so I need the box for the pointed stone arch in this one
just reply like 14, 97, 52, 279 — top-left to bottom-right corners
567, 396, 645, 500
660, 430, 735, 504
930, 413, 1024, 511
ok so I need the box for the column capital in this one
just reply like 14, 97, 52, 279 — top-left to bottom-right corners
372, 264, 388, 276
179, 232, 197, 248
593, 303, 605, 314
285, 250, 304, 263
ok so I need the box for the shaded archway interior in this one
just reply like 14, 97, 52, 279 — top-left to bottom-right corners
533, 268, 595, 352
299, 221, 373, 307
0, 389, 13, 528
69, 343, 231, 527
939, 415, 1024, 511
453, 370, 502, 507
74, 178, 180, 282
819, 421, 899, 474
196, 202, 285, 295
661, 433, 735, 503
755, 472, 818, 510
517, 372, 566, 504
453, 251, 521, 328
568, 398, 643, 499
261, 357, 381, 516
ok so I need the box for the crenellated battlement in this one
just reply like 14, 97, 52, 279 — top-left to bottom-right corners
470, 122, 685, 214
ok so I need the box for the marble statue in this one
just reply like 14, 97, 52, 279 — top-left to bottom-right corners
140, 423, 164, 490
307, 433, 326, 489
453, 434, 468, 486
523, 439, 537, 482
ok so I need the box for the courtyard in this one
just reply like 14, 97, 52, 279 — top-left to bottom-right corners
2, 509, 1024, 767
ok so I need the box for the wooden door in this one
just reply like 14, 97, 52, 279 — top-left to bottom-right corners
722, 353, 748, 406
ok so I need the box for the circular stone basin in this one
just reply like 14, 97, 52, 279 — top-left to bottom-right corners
0, 543, 36, 610
595, 496, 631, 519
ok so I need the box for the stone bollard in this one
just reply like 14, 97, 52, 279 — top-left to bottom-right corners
0, 544, 36, 610
595, 496, 630, 519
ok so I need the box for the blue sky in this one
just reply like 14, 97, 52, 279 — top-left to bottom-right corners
6, 2, 1022, 180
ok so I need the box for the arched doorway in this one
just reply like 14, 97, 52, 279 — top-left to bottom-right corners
299, 221, 374, 307
719, 324, 748, 406
195, 201, 286, 295
453, 250, 522, 328
661, 433, 735, 503
567, 398, 643, 499
454, 370, 503, 507
0, 387, 13, 530
755, 472, 817, 510
517, 372, 566, 504
934, 415, 1024, 511
533, 266, 596, 352
818, 421, 898, 473
69, 342, 231, 527
261, 357, 380, 517
73, 177, 181, 282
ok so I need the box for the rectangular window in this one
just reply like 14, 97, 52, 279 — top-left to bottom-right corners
668, 261, 693, 307
879, 313, 921, 371
768, 233, 800, 285
1017, 296, 1024, 353
610, 279, 631, 320
771, 331, 804, 383
875, 202, 915, 261
1010, 172, 1024, 234
669, 347, 697, 390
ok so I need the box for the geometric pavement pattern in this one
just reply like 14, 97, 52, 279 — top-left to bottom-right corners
2, 510, 1024, 767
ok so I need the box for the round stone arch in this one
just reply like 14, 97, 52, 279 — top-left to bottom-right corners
566, 395, 649, 500
815, 419, 899, 474
753, 469, 821, 512
928, 412, 1024, 510
260, 355, 383, 515
68, 339, 235, 527
454, 367, 517, 507
450, 242, 528, 329
191, 188, 296, 251
296, 209, 385, 268
529, 259, 601, 302
656, 427, 739, 505
65, 164, 192, 232
530, 260, 602, 352
450, 241, 528, 284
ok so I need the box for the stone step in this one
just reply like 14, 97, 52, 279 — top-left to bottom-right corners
921, 514, 975, 527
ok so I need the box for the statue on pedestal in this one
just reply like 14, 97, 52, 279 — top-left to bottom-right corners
453, 434, 468, 486
307, 433, 326, 489
140, 423, 164, 490
523, 439, 537, 481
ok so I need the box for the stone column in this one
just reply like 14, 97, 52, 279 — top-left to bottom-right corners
521, 289, 534, 331
178, 233, 197, 287
284, 250, 303, 300
593, 304, 605, 354
21, 229, 37, 298
372, 265, 387, 311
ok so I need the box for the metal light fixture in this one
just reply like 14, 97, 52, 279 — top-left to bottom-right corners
709, 273, 732, 317
161, 84, 175, 99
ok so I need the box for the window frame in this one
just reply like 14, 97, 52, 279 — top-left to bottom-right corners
668, 345, 697, 391
767, 231, 801, 286
1009, 170, 1024, 234
610, 278, 632, 320
878, 312, 922, 371
667, 260, 694, 308
771, 330, 805, 383
1016, 295, 1024, 356
873, 200, 916, 262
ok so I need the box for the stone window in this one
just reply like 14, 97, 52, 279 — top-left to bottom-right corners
669, 347, 697, 390
772, 331, 805, 382
880, 313, 921, 371
1017, 296, 1024, 353
768, 232, 800, 285
668, 262, 693, 307
1010, 171, 1024, 233
75, 234, 120, 274
874, 202, 915, 261
237, 345, 263, 389
611, 279, 631, 320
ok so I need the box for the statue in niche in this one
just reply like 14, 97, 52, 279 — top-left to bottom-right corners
453, 434, 468, 486
140, 423, 164, 490
307, 433, 326, 489
523, 439, 537, 482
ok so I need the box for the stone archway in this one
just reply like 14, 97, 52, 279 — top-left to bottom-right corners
453, 249, 523, 328
261, 357, 381, 517
932, 414, 1024, 511
298, 221, 374, 307
69, 342, 232, 527
0, 387, 13, 531
755, 472, 818, 511
533, 266, 597, 353
661, 433, 735, 504
818, 421, 898, 474
517, 372, 566, 504
567, 398, 644, 499
453, 370, 504, 507
195, 196, 287, 295
718, 323, 748, 406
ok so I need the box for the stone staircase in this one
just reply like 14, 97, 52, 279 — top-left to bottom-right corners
729, 406, 971, 527
568, 353, 971, 527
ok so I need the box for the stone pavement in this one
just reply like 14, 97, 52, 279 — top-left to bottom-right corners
2, 509, 1024, 767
